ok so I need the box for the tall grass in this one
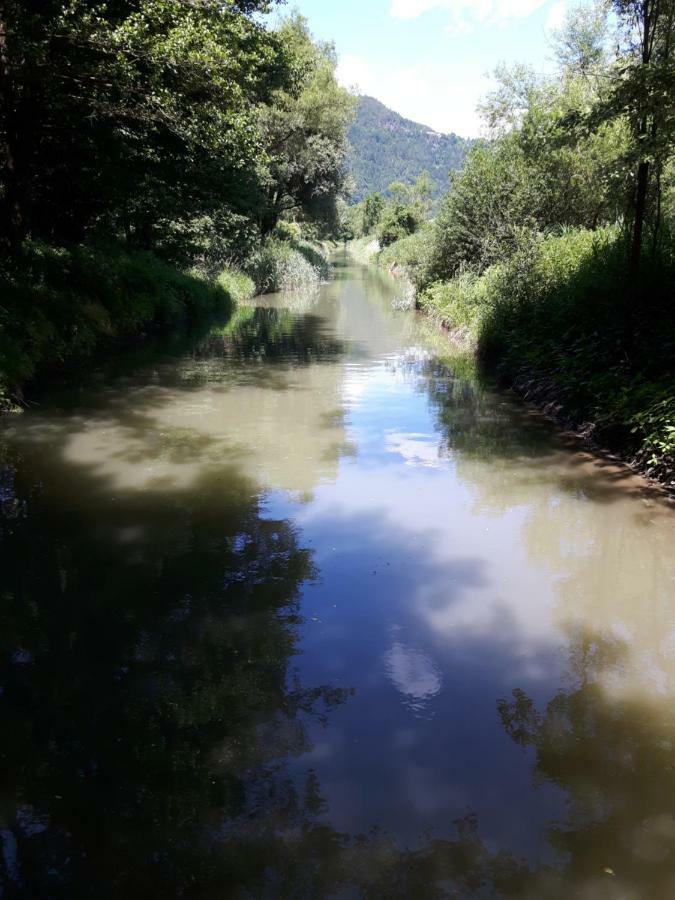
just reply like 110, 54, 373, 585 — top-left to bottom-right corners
419, 226, 675, 479
246, 239, 331, 294
377, 227, 432, 285
0, 241, 254, 405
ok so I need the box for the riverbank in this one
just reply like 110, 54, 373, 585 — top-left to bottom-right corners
353, 230, 675, 493
0, 238, 333, 411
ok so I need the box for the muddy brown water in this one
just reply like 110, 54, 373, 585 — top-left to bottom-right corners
1, 257, 674, 898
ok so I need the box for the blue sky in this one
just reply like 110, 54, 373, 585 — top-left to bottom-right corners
281, 0, 569, 137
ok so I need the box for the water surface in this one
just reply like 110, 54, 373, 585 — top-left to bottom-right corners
1, 258, 674, 898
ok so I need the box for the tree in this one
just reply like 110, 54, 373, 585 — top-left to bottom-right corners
0, 1, 290, 260
361, 192, 385, 234
610, 0, 675, 272
551, 0, 610, 74
257, 14, 355, 235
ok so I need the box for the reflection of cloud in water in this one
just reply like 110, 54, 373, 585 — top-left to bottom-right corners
384, 642, 442, 716
385, 430, 445, 469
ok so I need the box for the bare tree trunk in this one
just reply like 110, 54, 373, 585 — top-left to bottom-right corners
0, 0, 24, 253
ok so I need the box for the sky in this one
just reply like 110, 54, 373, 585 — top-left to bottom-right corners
282, 0, 570, 137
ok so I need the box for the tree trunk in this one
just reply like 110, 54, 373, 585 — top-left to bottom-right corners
628, 0, 655, 278
629, 157, 649, 276
0, 0, 24, 253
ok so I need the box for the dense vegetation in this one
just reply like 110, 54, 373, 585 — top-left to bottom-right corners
370, 0, 675, 484
343, 172, 434, 249
346, 96, 473, 202
0, 2, 353, 404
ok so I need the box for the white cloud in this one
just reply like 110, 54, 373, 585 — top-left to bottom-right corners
390, 0, 549, 31
336, 53, 489, 137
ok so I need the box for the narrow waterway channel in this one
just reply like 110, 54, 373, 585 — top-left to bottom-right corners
1, 256, 674, 898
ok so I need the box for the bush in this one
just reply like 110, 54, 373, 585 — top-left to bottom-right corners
246, 238, 330, 294
377, 203, 420, 248
378, 227, 433, 285
419, 266, 502, 335
419, 224, 675, 476
216, 268, 256, 304
0, 241, 250, 399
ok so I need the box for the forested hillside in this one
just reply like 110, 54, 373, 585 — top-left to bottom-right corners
347, 96, 472, 202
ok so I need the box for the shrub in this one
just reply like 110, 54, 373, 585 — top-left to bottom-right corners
0, 241, 246, 399
378, 227, 433, 285
377, 204, 419, 248
245, 239, 330, 294
216, 268, 256, 304
419, 224, 675, 475
419, 266, 502, 335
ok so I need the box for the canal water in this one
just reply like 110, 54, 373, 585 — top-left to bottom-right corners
1, 257, 674, 898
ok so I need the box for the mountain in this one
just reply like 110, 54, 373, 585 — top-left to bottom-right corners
346, 96, 474, 204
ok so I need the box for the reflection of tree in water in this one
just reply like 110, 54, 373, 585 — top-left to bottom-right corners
0, 439, 542, 898
498, 628, 675, 898
198, 306, 345, 366
0, 444, 565, 897
420, 358, 557, 465
0, 432, 354, 897
1, 432, 537, 899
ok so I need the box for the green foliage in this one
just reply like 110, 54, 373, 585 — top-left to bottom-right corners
0, 1, 352, 396
377, 204, 420, 247
347, 96, 473, 202
406, 1, 675, 481
631, 395, 675, 471
216, 268, 257, 304
257, 13, 356, 235
377, 226, 433, 283
0, 242, 248, 395
245, 238, 330, 294
420, 138, 543, 284
419, 265, 503, 335
0, 2, 352, 268
551, 0, 609, 73
420, 226, 675, 476
361, 193, 386, 234
0, 1, 289, 255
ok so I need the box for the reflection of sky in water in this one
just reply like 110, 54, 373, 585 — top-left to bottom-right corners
268, 331, 675, 864
383, 641, 443, 717
268, 354, 570, 858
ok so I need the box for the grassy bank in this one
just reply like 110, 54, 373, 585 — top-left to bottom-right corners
396, 226, 675, 486
0, 235, 334, 410
0, 241, 255, 408
349, 226, 674, 486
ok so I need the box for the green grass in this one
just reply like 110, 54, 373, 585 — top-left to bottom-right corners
0, 240, 254, 405
348, 235, 380, 265
419, 226, 675, 481
377, 226, 431, 283
245, 238, 331, 294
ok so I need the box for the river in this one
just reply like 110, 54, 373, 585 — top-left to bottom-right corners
1, 255, 674, 898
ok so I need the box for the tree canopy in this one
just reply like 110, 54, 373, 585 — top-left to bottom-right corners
0, 1, 354, 264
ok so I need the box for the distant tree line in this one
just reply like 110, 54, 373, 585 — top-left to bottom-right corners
342, 171, 433, 246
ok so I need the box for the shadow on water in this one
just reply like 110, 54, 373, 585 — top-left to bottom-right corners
418, 356, 672, 509
495, 626, 675, 898
0, 436, 351, 896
